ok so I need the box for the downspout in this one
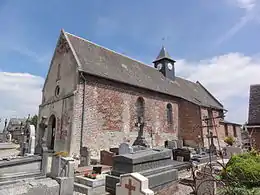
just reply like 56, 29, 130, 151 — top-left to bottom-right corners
80, 72, 86, 157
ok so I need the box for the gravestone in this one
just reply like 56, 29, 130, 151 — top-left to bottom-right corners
172, 148, 191, 161
226, 146, 242, 158
119, 142, 134, 155
80, 147, 90, 166
35, 116, 48, 155
106, 147, 179, 195
100, 150, 115, 166
177, 140, 183, 149
165, 140, 177, 149
191, 154, 217, 164
20, 124, 36, 156
176, 156, 184, 162
116, 172, 154, 195
6, 133, 12, 143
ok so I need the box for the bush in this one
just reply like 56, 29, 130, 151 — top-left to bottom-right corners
224, 136, 235, 146
221, 150, 260, 188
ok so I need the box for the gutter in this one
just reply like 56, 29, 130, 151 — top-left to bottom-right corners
245, 125, 260, 128
80, 72, 87, 154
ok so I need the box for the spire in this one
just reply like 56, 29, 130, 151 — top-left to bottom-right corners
153, 46, 175, 63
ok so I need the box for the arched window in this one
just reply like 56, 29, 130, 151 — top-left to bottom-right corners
136, 97, 145, 120
166, 103, 173, 125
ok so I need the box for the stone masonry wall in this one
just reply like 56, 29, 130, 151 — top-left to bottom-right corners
73, 75, 179, 159
38, 95, 74, 153
38, 32, 78, 154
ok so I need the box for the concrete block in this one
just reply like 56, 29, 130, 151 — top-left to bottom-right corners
56, 177, 74, 195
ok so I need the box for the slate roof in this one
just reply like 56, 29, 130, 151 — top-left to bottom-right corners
154, 46, 175, 62
248, 84, 260, 125
64, 31, 223, 110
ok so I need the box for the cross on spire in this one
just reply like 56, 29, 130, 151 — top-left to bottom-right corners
125, 179, 136, 195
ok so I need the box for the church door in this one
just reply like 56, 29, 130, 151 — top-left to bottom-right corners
48, 115, 56, 150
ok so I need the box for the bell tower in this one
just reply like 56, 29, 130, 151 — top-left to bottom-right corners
153, 46, 176, 80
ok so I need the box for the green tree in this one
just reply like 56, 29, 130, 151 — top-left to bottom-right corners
30, 115, 38, 128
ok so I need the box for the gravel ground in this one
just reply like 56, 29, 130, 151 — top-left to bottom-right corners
176, 184, 193, 195
0, 148, 20, 158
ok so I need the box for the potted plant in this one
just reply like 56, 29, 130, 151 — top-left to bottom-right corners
54, 151, 69, 157
224, 136, 235, 146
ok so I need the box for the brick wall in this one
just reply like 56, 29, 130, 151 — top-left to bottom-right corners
179, 100, 202, 147
201, 108, 224, 148
74, 74, 179, 159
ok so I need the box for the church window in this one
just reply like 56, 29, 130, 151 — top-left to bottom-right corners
233, 125, 237, 137
166, 103, 173, 125
136, 97, 145, 120
224, 123, 228, 136
55, 85, 60, 97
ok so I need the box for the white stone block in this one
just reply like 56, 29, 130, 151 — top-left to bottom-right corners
116, 172, 154, 195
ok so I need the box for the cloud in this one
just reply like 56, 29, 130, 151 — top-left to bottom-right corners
234, 0, 256, 10
217, 0, 259, 45
175, 52, 260, 123
0, 72, 44, 130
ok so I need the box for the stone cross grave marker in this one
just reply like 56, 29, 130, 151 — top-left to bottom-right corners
133, 116, 149, 148
119, 142, 134, 155
116, 172, 154, 195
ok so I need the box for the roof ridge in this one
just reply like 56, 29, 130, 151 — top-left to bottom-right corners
196, 81, 223, 108
64, 31, 153, 68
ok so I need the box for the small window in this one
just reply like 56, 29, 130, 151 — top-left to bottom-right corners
166, 103, 173, 125
224, 124, 228, 136
233, 125, 237, 137
55, 86, 60, 97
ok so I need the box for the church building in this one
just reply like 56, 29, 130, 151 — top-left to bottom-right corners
39, 29, 234, 162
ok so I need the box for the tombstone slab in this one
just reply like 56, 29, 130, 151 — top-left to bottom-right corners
106, 148, 178, 195
226, 146, 242, 158
119, 142, 134, 155
116, 172, 154, 195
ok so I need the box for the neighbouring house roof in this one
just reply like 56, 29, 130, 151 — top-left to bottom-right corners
63, 30, 224, 110
248, 84, 260, 125
7, 118, 27, 131
220, 120, 242, 126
